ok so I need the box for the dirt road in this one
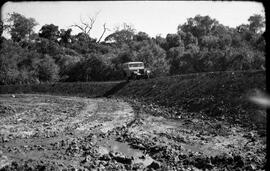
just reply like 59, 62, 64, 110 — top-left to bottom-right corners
0, 94, 266, 170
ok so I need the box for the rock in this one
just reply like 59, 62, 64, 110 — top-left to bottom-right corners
233, 155, 245, 167
43, 123, 50, 127
132, 163, 144, 170
37, 145, 44, 151
244, 132, 255, 140
36, 165, 46, 171
235, 119, 241, 124
246, 163, 256, 170
192, 119, 199, 123
190, 166, 201, 171
139, 155, 145, 159
109, 152, 132, 165
91, 135, 97, 145
98, 164, 105, 170
149, 145, 166, 154
81, 155, 92, 163
99, 154, 111, 161
174, 156, 179, 163
132, 143, 145, 150
1, 136, 9, 143
0, 155, 11, 169
176, 136, 185, 143
147, 160, 161, 170
221, 115, 225, 120
114, 155, 132, 165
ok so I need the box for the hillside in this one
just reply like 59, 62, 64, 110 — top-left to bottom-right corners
1, 70, 266, 130
116, 70, 266, 130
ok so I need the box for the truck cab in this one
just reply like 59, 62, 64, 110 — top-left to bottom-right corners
123, 62, 150, 80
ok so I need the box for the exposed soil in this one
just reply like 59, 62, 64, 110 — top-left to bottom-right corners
115, 70, 266, 131
0, 94, 266, 170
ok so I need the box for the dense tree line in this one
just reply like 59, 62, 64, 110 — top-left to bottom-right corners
0, 12, 265, 85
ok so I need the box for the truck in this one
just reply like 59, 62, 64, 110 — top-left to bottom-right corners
122, 62, 151, 80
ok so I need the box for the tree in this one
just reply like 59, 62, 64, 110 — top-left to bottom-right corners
83, 54, 111, 81
74, 32, 93, 42
141, 43, 169, 76
0, 39, 23, 84
35, 54, 59, 82
5, 12, 38, 42
35, 37, 62, 58
248, 14, 265, 33
59, 28, 72, 46
57, 54, 82, 80
201, 35, 219, 50
217, 34, 232, 50
178, 15, 218, 39
180, 32, 198, 48
71, 12, 108, 42
71, 13, 99, 36
231, 31, 242, 47
0, 38, 43, 84
112, 50, 133, 64
0, 21, 3, 37
253, 33, 265, 51
105, 23, 135, 45
155, 35, 168, 51
39, 24, 60, 42
133, 32, 150, 41
166, 46, 185, 60
166, 46, 185, 74
105, 29, 135, 45
97, 23, 109, 43
166, 34, 182, 48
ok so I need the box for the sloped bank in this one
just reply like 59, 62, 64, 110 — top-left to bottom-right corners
0, 70, 266, 130
115, 70, 266, 130
0, 81, 120, 98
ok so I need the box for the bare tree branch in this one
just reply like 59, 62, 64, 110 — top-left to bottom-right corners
70, 11, 100, 37
70, 24, 84, 32
97, 23, 110, 43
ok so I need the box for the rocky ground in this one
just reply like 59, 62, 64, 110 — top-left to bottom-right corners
0, 94, 266, 170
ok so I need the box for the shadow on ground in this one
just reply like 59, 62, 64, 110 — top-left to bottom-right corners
100, 81, 129, 98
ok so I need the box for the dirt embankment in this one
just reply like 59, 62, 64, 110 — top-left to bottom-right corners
0, 94, 266, 170
0, 71, 266, 131
0, 81, 120, 98
115, 70, 266, 131
1, 70, 266, 130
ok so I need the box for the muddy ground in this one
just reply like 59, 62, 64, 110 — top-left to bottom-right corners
0, 94, 266, 170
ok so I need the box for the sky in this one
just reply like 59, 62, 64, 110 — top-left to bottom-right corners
1, 1, 265, 40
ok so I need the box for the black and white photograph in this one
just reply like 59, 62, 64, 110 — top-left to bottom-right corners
0, 1, 267, 170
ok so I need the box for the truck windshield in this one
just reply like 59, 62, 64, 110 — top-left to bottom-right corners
129, 63, 143, 67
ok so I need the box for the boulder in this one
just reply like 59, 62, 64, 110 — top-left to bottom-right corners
147, 160, 161, 170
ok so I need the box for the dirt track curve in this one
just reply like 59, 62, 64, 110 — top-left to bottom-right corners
0, 94, 266, 170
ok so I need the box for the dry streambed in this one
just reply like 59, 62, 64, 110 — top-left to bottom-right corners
0, 94, 266, 170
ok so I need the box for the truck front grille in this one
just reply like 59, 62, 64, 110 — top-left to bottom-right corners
139, 69, 144, 74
